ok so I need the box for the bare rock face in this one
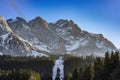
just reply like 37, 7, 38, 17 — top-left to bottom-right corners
7, 17, 37, 44
5, 16, 118, 57
0, 16, 13, 33
28, 16, 56, 45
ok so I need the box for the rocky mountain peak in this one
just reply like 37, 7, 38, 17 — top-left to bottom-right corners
0, 16, 13, 33
35, 16, 44, 22
98, 34, 104, 38
7, 17, 27, 25
55, 19, 68, 25
29, 16, 48, 29
0, 16, 49, 57
0, 16, 117, 57
16, 17, 28, 24
55, 19, 81, 30
53, 19, 81, 37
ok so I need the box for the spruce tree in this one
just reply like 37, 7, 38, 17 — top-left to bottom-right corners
72, 66, 79, 80
103, 51, 110, 80
94, 57, 103, 80
89, 63, 94, 80
66, 72, 72, 80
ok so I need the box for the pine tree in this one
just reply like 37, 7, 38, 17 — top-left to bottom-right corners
114, 51, 119, 66
103, 51, 111, 80
72, 66, 79, 80
66, 72, 72, 80
89, 63, 94, 80
94, 57, 103, 80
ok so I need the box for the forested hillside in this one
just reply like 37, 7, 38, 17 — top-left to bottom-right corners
64, 51, 120, 80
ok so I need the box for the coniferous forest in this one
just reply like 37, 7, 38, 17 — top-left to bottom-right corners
0, 51, 120, 80
64, 51, 120, 80
0, 56, 54, 80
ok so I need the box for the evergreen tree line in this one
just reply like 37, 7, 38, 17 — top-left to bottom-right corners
64, 51, 120, 80
0, 51, 119, 80
0, 69, 40, 80
0, 56, 54, 80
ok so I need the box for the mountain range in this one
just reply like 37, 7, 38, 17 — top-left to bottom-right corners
0, 16, 118, 57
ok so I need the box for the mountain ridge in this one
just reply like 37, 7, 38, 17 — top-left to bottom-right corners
0, 16, 118, 57
0, 16, 49, 57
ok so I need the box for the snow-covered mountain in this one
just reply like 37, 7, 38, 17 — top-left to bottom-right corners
0, 16, 49, 57
1, 16, 117, 57
49, 19, 117, 56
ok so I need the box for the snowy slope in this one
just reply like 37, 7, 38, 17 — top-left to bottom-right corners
0, 16, 49, 57
5, 16, 118, 57
49, 19, 117, 56
8, 17, 59, 54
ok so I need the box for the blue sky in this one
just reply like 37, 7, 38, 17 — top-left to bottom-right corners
0, 0, 120, 48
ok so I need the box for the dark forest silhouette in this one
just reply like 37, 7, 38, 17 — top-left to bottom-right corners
0, 51, 120, 80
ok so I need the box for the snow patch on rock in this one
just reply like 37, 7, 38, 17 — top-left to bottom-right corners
27, 50, 49, 57
0, 33, 10, 45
